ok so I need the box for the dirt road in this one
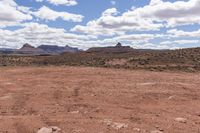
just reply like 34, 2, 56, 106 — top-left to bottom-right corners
0, 66, 200, 133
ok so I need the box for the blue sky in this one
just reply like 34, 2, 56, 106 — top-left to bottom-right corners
0, 0, 200, 49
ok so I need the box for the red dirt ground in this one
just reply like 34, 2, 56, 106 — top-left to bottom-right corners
0, 66, 200, 133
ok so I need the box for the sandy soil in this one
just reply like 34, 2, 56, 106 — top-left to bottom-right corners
0, 66, 200, 133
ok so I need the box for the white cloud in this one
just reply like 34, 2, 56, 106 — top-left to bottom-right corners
167, 29, 200, 38
149, 0, 162, 6
114, 34, 156, 42
72, 0, 200, 37
102, 8, 119, 16
0, 22, 161, 50
36, 0, 77, 6
1, 0, 200, 50
0, 23, 96, 49
71, 7, 162, 36
0, 0, 32, 27
138, 0, 200, 27
132, 43, 179, 50
161, 40, 200, 45
33, 6, 83, 22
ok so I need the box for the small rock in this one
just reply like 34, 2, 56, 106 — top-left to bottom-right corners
111, 122, 128, 130
155, 125, 164, 131
133, 128, 140, 132
168, 95, 175, 100
195, 112, 200, 117
101, 119, 128, 130
150, 130, 163, 133
159, 128, 164, 132
70, 110, 79, 114
37, 126, 61, 133
175, 117, 187, 123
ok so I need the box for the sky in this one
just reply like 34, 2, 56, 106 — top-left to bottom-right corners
0, 0, 200, 50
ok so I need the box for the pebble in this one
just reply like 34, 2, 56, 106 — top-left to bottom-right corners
133, 128, 140, 132
70, 110, 80, 114
150, 130, 163, 133
155, 125, 164, 131
37, 126, 61, 133
168, 95, 175, 100
111, 122, 128, 130
101, 119, 128, 130
174, 117, 187, 123
195, 112, 200, 117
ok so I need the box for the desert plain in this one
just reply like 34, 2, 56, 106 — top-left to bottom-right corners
0, 66, 200, 133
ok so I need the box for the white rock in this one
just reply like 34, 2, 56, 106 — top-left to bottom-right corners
112, 122, 128, 130
133, 128, 140, 132
70, 110, 79, 114
175, 117, 187, 123
37, 127, 61, 133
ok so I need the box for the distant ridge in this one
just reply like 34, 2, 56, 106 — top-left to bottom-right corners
0, 43, 80, 55
15, 43, 46, 55
21, 43, 35, 49
38, 45, 79, 54
87, 42, 134, 53
0, 48, 15, 54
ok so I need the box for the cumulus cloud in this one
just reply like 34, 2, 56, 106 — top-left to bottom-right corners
71, 7, 162, 36
114, 34, 156, 42
0, 0, 32, 27
33, 6, 83, 22
36, 0, 77, 6
133, 42, 181, 49
0, 21, 162, 50
72, 0, 200, 36
1, 0, 200, 50
102, 8, 119, 16
0, 23, 96, 49
167, 29, 200, 38
138, 0, 200, 27
161, 40, 200, 45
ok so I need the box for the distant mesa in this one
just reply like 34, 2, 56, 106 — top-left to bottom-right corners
0, 48, 15, 54
11, 43, 81, 55
1, 42, 133, 55
87, 42, 134, 53
16, 43, 46, 55
21, 43, 35, 49
38, 45, 79, 54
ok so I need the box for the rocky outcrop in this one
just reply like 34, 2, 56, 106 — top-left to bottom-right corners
15, 43, 46, 55
87, 42, 134, 53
